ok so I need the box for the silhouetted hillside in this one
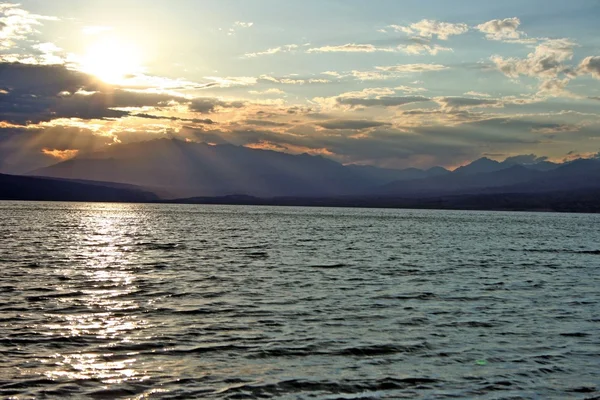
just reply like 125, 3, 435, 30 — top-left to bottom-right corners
166, 188, 600, 213
0, 174, 158, 202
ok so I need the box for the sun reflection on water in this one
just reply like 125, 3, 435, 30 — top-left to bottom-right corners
42, 203, 151, 385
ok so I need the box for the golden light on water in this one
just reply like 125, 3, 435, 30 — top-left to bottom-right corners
80, 38, 144, 84
42, 204, 150, 384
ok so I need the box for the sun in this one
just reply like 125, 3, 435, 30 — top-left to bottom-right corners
80, 38, 143, 84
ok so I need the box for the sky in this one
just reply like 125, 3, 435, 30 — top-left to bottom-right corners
1, 0, 600, 173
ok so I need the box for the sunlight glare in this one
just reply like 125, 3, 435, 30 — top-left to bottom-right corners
81, 38, 144, 84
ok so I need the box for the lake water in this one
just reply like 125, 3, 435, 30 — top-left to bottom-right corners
0, 201, 599, 399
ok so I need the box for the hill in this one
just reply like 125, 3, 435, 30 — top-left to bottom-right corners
0, 174, 158, 202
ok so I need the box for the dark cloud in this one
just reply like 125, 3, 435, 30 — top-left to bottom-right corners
336, 96, 430, 108
132, 113, 215, 124
436, 97, 500, 110
579, 56, 600, 79
0, 62, 186, 124
316, 119, 390, 130
243, 119, 290, 127
189, 98, 246, 114
181, 124, 478, 168
503, 154, 548, 164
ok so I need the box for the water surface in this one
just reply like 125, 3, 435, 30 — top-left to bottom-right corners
1, 202, 599, 399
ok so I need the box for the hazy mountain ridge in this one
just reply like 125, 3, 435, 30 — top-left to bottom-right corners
381, 159, 600, 197
30, 138, 450, 198
26, 138, 600, 201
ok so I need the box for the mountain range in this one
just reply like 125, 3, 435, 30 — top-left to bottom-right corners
1, 138, 598, 211
27, 138, 454, 198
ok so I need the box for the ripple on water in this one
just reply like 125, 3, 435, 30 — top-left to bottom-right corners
0, 202, 599, 399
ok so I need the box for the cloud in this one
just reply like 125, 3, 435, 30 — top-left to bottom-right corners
537, 78, 576, 98
476, 18, 523, 41
243, 119, 289, 127
530, 124, 580, 134
312, 87, 427, 108
395, 86, 428, 93
399, 38, 453, 55
248, 88, 286, 95
308, 40, 453, 56
376, 64, 449, 73
257, 75, 328, 85
307, 43, 395, 53
351, 70, 393, 81
223, 21, 253, 36
41, 148, 79, 160
464, 91, 491, 97
338, 87, 397, 98
337, 96, 431, 108
490, 39, 577, 79
0, 3, 57, 50
578, 56, 600, 79
389, 19, 469, 40
435, 97, 501, 111
203, 76, 257, 87
316, 120, 390, 130
244, 44, 298, 58
131, 113, 215, 124
503, 154, 548, 164
234, 21, 253, 28
189, 98, 246, 114
0, 62, 206, 124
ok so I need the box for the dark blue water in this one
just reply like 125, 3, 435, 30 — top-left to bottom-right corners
1, 201, 599, 399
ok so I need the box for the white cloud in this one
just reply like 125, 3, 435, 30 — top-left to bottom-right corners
307, 43, 395, 53
32, 42, 63, 64
395, 86, 428, 93
476, 18, 523, 41
234, 21, 253, 28
351, 70, 393, 81
399, 37, 453, 55
258, 75, 310, 85
537, 78, 578, 98
464, 91, 491, 97
244, 44, 298, 58
308, 40, 452, 56
248, 88, 286, 95
491, 39, 577, 79
389, 19, 469, 40
204, 76, 258, 87
225, 21, 253, 36
0, 3, 57, 50
435, 96, 501, 111
376, 64, 449, 73
340, 88, 397, 98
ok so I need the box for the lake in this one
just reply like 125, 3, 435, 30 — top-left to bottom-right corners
1, 201, 598, 399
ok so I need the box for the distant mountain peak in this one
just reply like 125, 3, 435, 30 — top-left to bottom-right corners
453, 157, 503, 175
